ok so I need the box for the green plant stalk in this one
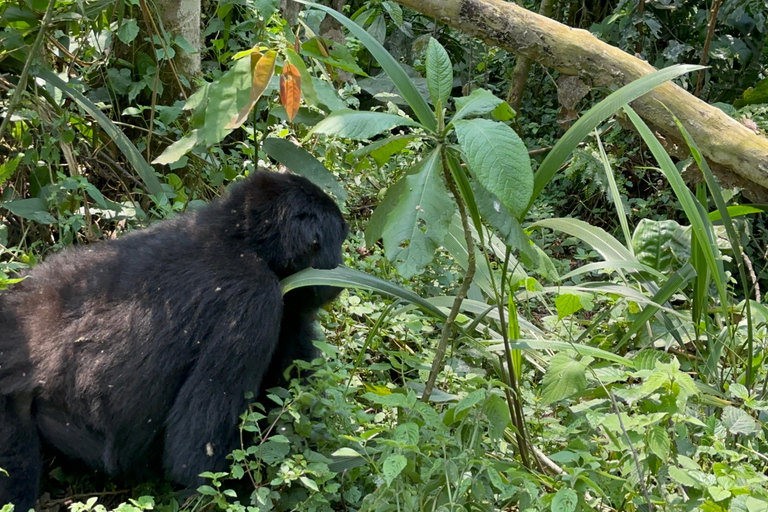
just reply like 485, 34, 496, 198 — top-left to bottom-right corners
672, 115, 755, 389
0, 0, 57, 142
422, 153, 476, 403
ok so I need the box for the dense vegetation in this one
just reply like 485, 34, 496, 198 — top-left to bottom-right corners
2, 0, 768, 511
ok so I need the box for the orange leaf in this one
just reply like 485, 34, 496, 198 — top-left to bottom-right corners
280, 63, 302, 122
226, 50, 277, 130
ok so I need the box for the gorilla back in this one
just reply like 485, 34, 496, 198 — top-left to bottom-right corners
0, 171, 347, 510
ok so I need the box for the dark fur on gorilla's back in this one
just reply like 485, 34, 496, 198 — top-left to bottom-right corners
0, 171, 348, 510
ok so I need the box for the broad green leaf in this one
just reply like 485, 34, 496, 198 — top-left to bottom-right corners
454, 119, 532, 217
259, 440, 290, 464
632, 218, 690, 273
721, 406, 761, 436
483, 394, 510, 441
204, 57, 253, 145
1, 198, 55, 224
455, 389, 485, 415
451, 88, 504, 124
381, 1, 404, 26
551, 488, 578, 512
262, 138, 348, 202
382, 454, 407, 485
555, 293, 584, 320
152, 129, 203, 165
227, 50, 277, 130
425, 37, 452, 105
471, 180, 532, 257
38, 69, 165, 201
668, 467, 698, 487
252, 0, 278, 19
281, 266, 447, 320
310, 109, 421, 140
504, 339, 632, 367
294, 0, 436, 131
117, 19, 139, 44
394, 422, 419, 445
367, 150, 455, 278
541, 353, 590, 404
528, 64, 703, 213
312, 78, 347, 111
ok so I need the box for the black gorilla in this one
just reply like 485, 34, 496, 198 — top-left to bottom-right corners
0, 171, 347, 510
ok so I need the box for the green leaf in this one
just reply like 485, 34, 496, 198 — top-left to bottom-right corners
451, 88, 504, 124
281, 266, 447, 320
262, 138, 348, 202
541, 353, 590, 404
721, 406, 761, 436
252, 0, 278, 19
117, 19, 140, 44
1, 198, 55, 224
301, 37, 366, 75
0, 156, 20, 186
471, 180, 531, 256
366, 150, 455, 278
631, 218, 690, 273
394, 422, 419, 445
528, 64, 703, 214
425, 37, 452, 106
259, 440, 290, 464
454, 119, 532, 217
555, 293, 584, 320
310, 109, 421, 140
551, 488, 578, 512
294, 0, 436, 131
312, 78, 347, 111
382, 454, 407, 486
204, 57, 253, 146
351, 134, 417, 166
647, 425, 670, 460
152, 129, 203, 165
455, 389, 485, 415
668, 466, 699, 488
483, 394, 510, 441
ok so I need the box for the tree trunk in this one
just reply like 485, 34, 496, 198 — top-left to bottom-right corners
155, 0, 201, 92
394, 0, 768, 197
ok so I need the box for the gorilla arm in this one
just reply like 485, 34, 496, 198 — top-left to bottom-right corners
162, 270, 283, 486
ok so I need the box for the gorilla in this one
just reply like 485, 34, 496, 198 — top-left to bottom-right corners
0, 170, 348, 510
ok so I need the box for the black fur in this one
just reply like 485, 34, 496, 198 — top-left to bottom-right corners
0, 171, 347, 510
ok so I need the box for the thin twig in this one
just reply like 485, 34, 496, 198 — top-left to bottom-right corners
422, 154, 476, 402
694, 0, 723, 97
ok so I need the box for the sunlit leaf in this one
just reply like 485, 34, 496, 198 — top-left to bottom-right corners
280, 63, 302, 122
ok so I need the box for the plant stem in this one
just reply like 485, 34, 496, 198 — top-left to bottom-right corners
0, 0, 56, 142
421, 152, 476, 402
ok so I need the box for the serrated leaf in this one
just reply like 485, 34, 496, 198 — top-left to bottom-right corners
311, 109, 421, 139
551, 488, 578, 512
541, 353, 589, 404
382, 454, 407, 486
226, 50, 276, 130
280, 63, 302, 122
117, 19, 140, 44
454, 119, 532, 217
647, 425, 670, 460
425, 37, 452, 105
555, 293, 583, 320
451, 88, 504, 123
366, 150, 455, 278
